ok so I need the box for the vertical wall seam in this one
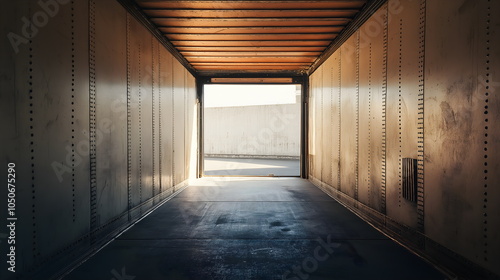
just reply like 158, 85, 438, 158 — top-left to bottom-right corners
338, 48, 342, 191
158, 42, 162, 194
368, 42, 372, 205
172, 61, 175, 186
88, 0, 97, 243
126, 13, 132, 221
152, 36, 156, 199
482, 0, 491, 263
320, 68, 324, 183
416, 0, 426, 233
183, 71, 187, 182
381, 3, 388, 214
28, 4, 38, 259
398, 17, 403, 208
330, 63, 334, 188
355, 31, 360, 201
138, 42, 142, 209
71, 0, 76, 223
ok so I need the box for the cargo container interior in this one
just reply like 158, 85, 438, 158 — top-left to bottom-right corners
1, 0, 499, 279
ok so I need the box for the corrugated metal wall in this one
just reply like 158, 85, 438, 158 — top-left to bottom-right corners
308, 0, 500, 277
0, 0, 197, 278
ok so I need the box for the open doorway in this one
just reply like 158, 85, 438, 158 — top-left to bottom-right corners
203, 84, 301, 176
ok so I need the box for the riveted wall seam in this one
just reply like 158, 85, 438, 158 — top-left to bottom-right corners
381, 3, 388, 215
355, 31, 360, 201
416, 0, 426, 233
138, 42, 143, 212
152, 36, 156, 200
482, 0, 491, 263
338, 48, 342, 192
126, 13, 132, 222
88, 0, 97, 244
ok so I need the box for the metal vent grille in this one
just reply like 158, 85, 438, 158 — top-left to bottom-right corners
402, 158, 417, 203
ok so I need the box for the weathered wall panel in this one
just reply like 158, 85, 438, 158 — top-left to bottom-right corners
152, 38, 160, 203
94, 0, 128, 228
385, 0, 420, 228
330, 51, 342, 191
30, 0, 89, 260
424, 0, 500, 274
357, 6, 385, 211
129, 12, 145, 211
159, 47, 174, 195
0, 0, 197, 278
339, 35, 359, 198
321, 57, 333, 186
309, 0, 500, 277
173, 60, 186, 186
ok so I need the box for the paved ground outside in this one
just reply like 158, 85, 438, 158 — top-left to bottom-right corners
204, 157, 301, 176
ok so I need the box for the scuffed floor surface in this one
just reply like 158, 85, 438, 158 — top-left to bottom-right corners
62, 177, 447, 280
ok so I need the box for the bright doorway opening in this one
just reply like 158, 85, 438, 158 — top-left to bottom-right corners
203, 84, 301, 176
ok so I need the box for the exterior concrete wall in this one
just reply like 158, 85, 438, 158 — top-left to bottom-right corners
0, 0, 197, 278
308, 0, 500, 278
204, 103, 301, 158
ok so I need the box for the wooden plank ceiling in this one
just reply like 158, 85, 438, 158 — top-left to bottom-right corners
135, 0, 368, 73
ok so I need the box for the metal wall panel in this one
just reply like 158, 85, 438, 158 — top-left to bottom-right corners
339, 34, 359, 198
485, 1, 500, 272
364, 5, 386, 212
94, 0, 128, 227
72, 0, 92, 246
385, 0, 420, 228
140, 20, 154, 207
152, 38, 160, 204
25, 0, 76, 259
330, 51, 342, 191
158, 46, 174, 194
321, 57, 333, 186
1, 0, 198, 277
308, 0, 500, 277
1, 1, 35, 276
358, 25, 371, 208
424, 0, 500, 274
128, 13, 158, 212
173, 59, 186, 185
30, 0, 91, 259
128, 13, 142, 210
356, 4, 387, 211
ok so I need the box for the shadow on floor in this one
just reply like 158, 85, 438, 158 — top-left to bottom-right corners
62, 177, 447, 280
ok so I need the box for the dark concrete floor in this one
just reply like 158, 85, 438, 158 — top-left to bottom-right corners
62, 178, 447, 280
204, 157, 300, 176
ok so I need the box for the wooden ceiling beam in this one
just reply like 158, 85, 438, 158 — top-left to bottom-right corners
186, 56, 316, 63
191, 62, 311, 66
137, 1, 367, 10
166, 33, 337, 41
171, 40, 331, 47
143, 9, 360, 18
151, 18, 352, 27
177, 46, 327, 52
182, 51, 322, 57
195, 65, 309, 70
159, 26, 345, 34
